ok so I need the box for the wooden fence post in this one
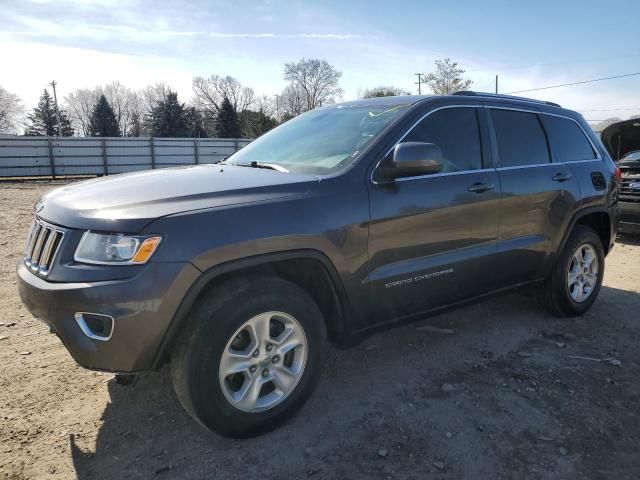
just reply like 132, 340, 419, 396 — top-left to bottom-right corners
194, 138, 199, 164
47, 137, 56, 179
102, 138, 108, 176
150, 137, 156, 169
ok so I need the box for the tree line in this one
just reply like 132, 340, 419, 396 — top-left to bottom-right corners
0, 57, 473, 138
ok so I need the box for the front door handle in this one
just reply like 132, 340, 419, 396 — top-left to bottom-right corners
467, 182, 495, 193
552, 173, 573, 182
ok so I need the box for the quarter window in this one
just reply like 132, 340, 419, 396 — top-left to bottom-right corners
403, 108, 482, 173
491, 109, 550, 167
540, 115, 596, 162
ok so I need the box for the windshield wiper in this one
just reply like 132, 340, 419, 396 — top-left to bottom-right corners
236, 161, 289, 173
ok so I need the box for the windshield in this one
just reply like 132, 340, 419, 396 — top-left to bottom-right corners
621, 150, 640, 164
225, 104, 409, 175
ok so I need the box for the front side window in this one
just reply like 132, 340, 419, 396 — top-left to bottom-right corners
541, 115, 596, 162
403, 107, 483, 173
491, 109, 550, 167
225, 104, 409, 175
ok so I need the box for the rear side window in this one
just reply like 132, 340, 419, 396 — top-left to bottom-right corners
540, 115, 596, 162
404, 107, 482, 173
491, 109, 550, 167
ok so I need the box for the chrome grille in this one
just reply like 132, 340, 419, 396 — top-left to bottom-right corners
620, 169, 640, 202
24, 218, 64, 276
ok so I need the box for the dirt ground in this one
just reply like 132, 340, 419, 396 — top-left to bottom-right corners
1, 181, 639, 480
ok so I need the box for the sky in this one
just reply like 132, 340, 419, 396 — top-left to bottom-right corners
2, 0, 640, 124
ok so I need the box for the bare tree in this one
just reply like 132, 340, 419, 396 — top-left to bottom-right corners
65, 83, 150, 137
361, 86, 408, 98
102, 81, 132, 135
279, 84, 306, 120
65, 88, 99, 136
423, 58, 473, 95
283, 58, 343, 112
255, 95, 276, 118
141, 83, 171, 113
192, 75, 255, 116
0, 86, 25, 134
125, 89, 146, 136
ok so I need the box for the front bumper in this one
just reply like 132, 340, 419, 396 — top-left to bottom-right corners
17, 261, 200, 372
618, 201, 640, 235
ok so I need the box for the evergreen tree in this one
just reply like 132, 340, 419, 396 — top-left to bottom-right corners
146, 91, 190, 137
128, 111, 142, 137
216, 97, 241, 138
362, 86, 408, 98
25, 89, 74, 136
240, 109, 277, 138
89, 95, 120, 137
186, 107, 208, 138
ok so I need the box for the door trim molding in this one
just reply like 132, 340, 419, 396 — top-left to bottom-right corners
370, 103, 603, 185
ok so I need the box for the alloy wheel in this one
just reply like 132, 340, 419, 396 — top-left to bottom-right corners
218, 311, 308, 412
567, 243, 599, 303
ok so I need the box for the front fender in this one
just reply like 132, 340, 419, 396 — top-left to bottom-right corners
150, 249, 350, 369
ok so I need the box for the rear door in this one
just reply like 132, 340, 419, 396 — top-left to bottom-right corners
366, 105, 501, 324
488, 105, 582, 285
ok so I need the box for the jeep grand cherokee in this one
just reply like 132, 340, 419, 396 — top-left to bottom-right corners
18, 92, 618, 437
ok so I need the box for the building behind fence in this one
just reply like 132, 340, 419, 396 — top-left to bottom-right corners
0, 136, 252, 178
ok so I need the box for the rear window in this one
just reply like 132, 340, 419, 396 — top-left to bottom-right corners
491, 109, 550, 167
541, 115, 596, 162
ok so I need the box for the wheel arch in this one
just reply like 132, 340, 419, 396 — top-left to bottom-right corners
152, 249, 350, 369
557, 207, 613, 258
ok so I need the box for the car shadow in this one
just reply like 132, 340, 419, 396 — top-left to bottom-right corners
617, 233, 640, 246
70, 285, 640, 480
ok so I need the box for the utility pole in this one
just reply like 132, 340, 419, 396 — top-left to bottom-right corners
49, 80, 63, 136
414, 73, 423, 95
273, 94, 280, 123
495, 75, 499, 94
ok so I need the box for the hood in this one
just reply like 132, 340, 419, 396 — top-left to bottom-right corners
38, 164, 319, 232
601, 118, 640, 161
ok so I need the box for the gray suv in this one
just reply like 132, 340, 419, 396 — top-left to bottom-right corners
17, 92, 618, 437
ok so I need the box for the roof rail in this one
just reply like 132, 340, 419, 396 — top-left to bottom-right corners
452, 91, 561, 108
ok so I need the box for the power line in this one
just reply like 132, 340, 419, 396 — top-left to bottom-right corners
466, 53, 640, 74
505, 72, 640, 94
579, 107, 640, 112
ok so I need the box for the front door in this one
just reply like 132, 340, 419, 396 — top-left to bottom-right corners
365, 106, 501, 326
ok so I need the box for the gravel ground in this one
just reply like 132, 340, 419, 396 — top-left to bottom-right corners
1, 181, 639, 480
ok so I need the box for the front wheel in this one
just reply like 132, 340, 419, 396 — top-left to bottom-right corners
540, 225, 605, 317
170, 275, 326, 438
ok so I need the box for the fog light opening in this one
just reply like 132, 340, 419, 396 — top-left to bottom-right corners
74, 312, 114, 341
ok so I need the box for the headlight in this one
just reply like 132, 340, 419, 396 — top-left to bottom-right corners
74, 232, 162, 265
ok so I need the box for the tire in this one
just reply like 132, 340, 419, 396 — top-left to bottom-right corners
540, 225, 605, 317
170, 275, 326, 438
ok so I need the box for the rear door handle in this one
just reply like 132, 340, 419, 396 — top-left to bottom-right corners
467, 182, 495, 193
552, 173, 573, 182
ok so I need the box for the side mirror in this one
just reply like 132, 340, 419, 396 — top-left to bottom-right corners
378, 142, 443, 180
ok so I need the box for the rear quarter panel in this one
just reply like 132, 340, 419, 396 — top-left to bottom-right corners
555, 113, 618, 252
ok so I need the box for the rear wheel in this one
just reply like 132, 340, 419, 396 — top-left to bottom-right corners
540, 225, 605, 317
170, 275, 326, 438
